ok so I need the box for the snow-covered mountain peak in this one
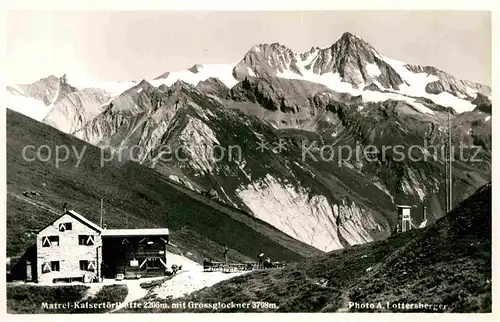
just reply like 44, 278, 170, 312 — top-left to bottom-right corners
7, 31, 492, 124
233, 42, 302, 81
151, 63, 238, 89
336, 31, 375, 48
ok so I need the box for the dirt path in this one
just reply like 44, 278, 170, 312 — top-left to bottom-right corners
151, 269, 247, 299
109, 251, 204, 312
8, 191, 61, 214
109, 280, 150, 313
150, 251, 248, 299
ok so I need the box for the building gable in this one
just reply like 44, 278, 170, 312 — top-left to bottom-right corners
38, 211, 102, 236
38, 213, 100, 237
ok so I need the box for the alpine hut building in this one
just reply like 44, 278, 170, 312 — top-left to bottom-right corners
34, 209, 169, 283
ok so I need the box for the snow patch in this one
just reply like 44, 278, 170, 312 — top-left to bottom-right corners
362, 90, 435, 115
6, 91, 52, 121
277, 66, 358, 95
7, 84, 25, 95
274, 52, 437, 115
381, 55, 439, 92
274, 51, 479, 114
247, 67, 256, 77
66, 75, 138, 97
365, 63, 381, 77
426, 92, 475, 113
485, 116, 491, 122
380, 55, 475, 113
151, 63, 238, 89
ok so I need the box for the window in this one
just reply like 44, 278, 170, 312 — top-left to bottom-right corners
49, 236, 59, 246
42, 236, 59, 247
141, 257, 163, 269
79, 260, 96, 272
58, 222, 72, 232
42, 261, 60, 273
78, 235, 95, 246
51, 261, 60, 272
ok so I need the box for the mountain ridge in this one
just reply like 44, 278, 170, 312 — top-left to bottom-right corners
70, 76, 489, 251
7, 32, 491, 124
5, 31, 492, 252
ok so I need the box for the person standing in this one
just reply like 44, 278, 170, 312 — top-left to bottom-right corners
223, 245, 229, 266
258, 253, 264, 269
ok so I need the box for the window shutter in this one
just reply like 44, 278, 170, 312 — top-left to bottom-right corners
42, 237, 51, 247
42, 262, 51, 273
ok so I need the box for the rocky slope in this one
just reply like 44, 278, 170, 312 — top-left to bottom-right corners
6, 74, 136, 127
7, 33, 490, 129
233, 32, 491, 114
73, 80, 395, 251
7, 32, 492, 252
344, 182, 491, 312
158, 182, 491, 313
72, 75, 490, 251
6, 75, 78, 121
42, 88, 112, 133
7, 109, 320, 263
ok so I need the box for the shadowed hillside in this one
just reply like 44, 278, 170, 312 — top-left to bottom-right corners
141, 182, 491, 313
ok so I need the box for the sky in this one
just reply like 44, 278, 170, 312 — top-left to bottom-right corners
6, 11, 491, 85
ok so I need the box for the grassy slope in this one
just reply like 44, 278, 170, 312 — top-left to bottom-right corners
6, 284, 89, 313
74, 285, 128, 313
120, 230, 420, 313
147, 183, 491, 313
6, 109, 321, 264
346, 182, 491, 312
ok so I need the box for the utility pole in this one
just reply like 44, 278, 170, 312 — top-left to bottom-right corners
448, 110, 453, 211
444, 137, 449, 213
100, 198, 104, 228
